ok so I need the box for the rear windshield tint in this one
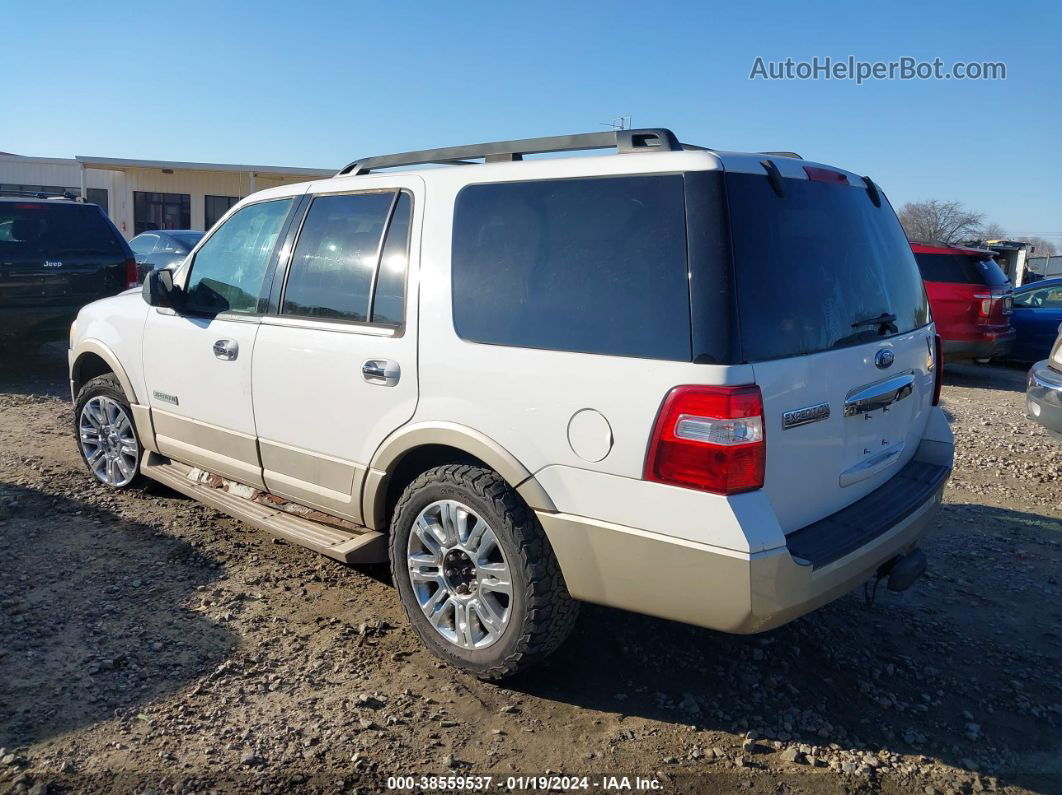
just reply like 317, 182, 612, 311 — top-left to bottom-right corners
451, 175, 691, 361
726, 173, 930, 362
914, 252, 1009, 287
0, 202, 123, 257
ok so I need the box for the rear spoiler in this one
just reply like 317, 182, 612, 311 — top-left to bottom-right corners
910, 242, 996, 258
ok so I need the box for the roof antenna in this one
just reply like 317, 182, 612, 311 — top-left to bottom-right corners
599, 115, 631, 131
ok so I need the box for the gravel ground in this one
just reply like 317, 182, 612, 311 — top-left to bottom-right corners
1, 347, 1060, 794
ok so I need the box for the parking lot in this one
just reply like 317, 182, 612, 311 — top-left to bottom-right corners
0, 346, 1059, 794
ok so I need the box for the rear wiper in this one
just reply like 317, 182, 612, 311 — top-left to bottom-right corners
851, 312, 897, 334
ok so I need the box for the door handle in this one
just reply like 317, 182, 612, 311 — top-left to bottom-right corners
213, 339, 239, 360
362, 359, 400, 386
843, 373, 914, 416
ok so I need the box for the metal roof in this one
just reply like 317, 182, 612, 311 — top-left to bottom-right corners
74, 155, 334, 177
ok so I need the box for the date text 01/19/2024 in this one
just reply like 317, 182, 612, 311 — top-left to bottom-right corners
385, 775, 663, 791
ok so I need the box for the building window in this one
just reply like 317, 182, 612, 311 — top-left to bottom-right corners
205, 195, 239, 229
134, 191, 190, 235
86, 188, 109, 215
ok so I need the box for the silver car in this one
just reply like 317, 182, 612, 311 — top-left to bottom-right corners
129, 229, 203, 282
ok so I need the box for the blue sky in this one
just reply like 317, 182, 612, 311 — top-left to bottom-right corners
4, 0, 1059, 239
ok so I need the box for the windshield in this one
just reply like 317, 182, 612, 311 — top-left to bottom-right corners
726, 173, 930, 362
0, 202, 124, 257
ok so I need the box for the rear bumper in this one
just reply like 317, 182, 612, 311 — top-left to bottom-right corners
0, 305, 80, 340
1026, 360, 1062, 438
941, 328, 1015, 360
537, 408, 954, 634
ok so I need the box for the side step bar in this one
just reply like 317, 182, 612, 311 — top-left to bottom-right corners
141, 454, 387, 565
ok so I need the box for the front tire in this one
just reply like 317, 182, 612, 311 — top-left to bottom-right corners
389, 464, 579, 680
74, 373, 143, 489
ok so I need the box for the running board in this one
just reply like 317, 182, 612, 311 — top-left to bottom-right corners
141, 454, 387, 565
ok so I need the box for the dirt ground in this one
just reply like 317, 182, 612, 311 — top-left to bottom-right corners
1, 345, 1060, 795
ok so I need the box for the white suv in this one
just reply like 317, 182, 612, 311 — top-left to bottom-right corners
69, 129, 954, 679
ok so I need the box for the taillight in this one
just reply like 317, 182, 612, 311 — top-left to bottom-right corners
125, 257, 138, 289
975, 290, 1012, 321
932, 335, 943, 406
644, 385, 765, 495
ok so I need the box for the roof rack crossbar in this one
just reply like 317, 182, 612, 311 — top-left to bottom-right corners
0, 188, 81, 200
338, 128, 685, 176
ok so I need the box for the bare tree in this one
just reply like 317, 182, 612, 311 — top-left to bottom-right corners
898, 200, 985, 244
1020, 236, 1059, 256
953, 221, 1059, 255
978, 222, 1008, 241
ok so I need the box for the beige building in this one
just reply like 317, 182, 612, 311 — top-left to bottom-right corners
0, 153, 333, 239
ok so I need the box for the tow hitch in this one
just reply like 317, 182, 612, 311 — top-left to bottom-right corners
864, 549, 927, 606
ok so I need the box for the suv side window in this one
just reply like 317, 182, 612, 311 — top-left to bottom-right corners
184, 198, 293, 315
371, 192, 412, 326
451, 175, 691, 360
1019, 286, 1062, 308
282, 192, 398, 324
1014, 289, 1041, 307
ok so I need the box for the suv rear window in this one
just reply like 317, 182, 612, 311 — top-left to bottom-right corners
726, 173, 930, 362
452, 175, 691, 361
914, 252, 1009, 287
0, 202, 123, 257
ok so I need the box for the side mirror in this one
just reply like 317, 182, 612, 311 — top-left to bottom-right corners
142, 268, 179, 308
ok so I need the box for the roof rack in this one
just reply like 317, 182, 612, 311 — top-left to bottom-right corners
0, 188, 80, 201
337, 128, 688, 176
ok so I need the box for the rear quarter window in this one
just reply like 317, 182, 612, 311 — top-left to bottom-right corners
451, 175, 692, 361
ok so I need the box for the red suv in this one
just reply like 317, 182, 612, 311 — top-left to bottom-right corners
911, 242, 1015, 361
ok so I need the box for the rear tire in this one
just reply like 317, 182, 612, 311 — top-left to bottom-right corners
389, 464, 579, 680
74, 373, 144, 489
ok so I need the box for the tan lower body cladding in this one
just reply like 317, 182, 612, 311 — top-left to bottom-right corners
537, 486, 941, 634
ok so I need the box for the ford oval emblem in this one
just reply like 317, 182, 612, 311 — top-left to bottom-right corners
875, 349, 895, 369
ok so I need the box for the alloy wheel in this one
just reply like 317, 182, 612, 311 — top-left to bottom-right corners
79, 396, 138, 487
406, 499, 513, 649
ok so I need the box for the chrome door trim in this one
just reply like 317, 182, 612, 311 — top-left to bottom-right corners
843, 372, 915, 417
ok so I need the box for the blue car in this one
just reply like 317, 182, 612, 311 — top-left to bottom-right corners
1010, 277, 1062, 362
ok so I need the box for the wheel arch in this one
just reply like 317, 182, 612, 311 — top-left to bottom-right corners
362, 422, 556, 531
71, 340, 138, 404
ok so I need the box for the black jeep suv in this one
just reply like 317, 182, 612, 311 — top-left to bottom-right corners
0, 196, 135, 345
